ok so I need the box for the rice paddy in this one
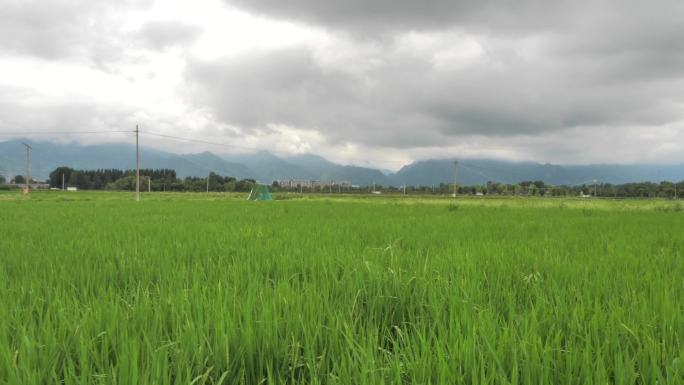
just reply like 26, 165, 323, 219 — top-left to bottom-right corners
1, 192, 683, 384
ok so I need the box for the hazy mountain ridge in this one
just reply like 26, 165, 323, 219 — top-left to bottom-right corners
395, 159, 684, 186
1, 139, 682, 185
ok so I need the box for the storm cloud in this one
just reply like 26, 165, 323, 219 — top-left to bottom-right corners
223, 0, 579, 34
185, 33, 684, 148
0, 0, 153, 63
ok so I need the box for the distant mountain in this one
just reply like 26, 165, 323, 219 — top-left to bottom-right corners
0, 140, 138, 178
179, 152, 251, 179
224, 151, 315, 182
0, 153, 21, 177
0, 140, 253, 180
395, 159, 567, 186
395, 159, 684, 186
285, 154, 395, 186
285, 154, 338, 176
1, 139, 682, 185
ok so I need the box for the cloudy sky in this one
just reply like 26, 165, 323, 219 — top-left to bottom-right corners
1, 0, 683, 169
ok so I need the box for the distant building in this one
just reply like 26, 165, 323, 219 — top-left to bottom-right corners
8, 181, 51, 189
276, 179, 352, 190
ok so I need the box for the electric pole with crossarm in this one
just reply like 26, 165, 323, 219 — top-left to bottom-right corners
453, 160, 458, 198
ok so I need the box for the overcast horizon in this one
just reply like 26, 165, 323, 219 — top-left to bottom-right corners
2, 0, 684, 170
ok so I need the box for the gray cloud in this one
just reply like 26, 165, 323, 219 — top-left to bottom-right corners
176, 0, 684, 156
0, 0, 152, 62
223, 0, 577, 35
136, 21, 203, 50
0, 85, 138, 134
222, 0, 684, 85
184, 37, 684, 149
186, 48, 441, 147
2, 0, 684, 166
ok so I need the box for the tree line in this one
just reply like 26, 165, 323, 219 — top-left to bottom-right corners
271, 179, 682, 198
0, 167, 680, 198
343, 180, 683, 198
47, 167, 257, 192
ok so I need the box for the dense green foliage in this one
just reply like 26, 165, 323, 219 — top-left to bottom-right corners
47, 167, 256, 192
0, 193, 682, 384
48, 167, 177, 190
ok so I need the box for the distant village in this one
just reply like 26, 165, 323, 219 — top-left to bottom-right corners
275, 179, 354, 190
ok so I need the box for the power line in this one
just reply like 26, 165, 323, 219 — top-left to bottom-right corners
0, 130, 134, 136
142, 130, 408, 166
572, 179, 602, 187
0, 128, 409, 174
142, 131, 262, 152
0, 128, 408, 167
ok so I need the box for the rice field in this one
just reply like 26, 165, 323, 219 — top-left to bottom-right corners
1, 192, 683, 384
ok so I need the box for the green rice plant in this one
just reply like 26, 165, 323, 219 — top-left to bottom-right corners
0, 191, 682, 384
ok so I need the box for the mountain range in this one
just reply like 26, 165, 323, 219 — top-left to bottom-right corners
1, 139, 682, 186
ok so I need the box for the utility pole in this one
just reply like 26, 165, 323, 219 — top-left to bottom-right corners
206, 173, 210, 193
453, 160, 459, 198
135, 125, 140, 202
675, 182, 678, 200
403, 184, 406, 195
593, 179, 597, 198
61, 173, 65, 191
23, 143, 31, 195
148, 177, 151, 193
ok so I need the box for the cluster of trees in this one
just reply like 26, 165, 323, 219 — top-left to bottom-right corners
354, 180, 683, 198
591, 182, 682, 198
48, 167, 176, 190
1, 175, 38, 184
47, 167, 257, 192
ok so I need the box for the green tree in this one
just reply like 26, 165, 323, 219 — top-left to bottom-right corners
109, 176, 136, 191
235, 179, 256, 192
49, 167, 74, 188
208, 172, 221, 191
